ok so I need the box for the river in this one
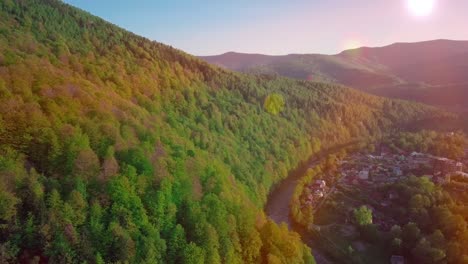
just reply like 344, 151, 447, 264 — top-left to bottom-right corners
264, 143, 356, 264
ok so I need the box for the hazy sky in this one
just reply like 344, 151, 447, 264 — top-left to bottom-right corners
63, 0, 468, 56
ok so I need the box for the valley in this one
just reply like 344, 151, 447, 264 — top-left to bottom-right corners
265, 142, 359, 264
0, 1, 467, 263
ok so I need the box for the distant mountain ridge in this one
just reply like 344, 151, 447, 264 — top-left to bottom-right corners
0, 0, 450, 263
200, 40, 468, 110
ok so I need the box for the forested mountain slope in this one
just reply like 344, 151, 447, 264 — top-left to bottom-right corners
0, 0, 448, 263
201, 40, 468, 110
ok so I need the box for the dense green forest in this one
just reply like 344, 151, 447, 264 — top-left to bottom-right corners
385, 130, 467, 160
379, 176, 468, 263
0, 0, 449, 263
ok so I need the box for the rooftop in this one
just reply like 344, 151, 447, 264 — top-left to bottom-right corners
391, 255, 404, 264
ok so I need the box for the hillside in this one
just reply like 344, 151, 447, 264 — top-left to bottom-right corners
0, 0, 449, 263
201, 40, 468, 110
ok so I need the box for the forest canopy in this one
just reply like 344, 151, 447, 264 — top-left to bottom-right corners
0, 0, 450, 263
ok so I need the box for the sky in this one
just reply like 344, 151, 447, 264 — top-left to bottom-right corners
63, 0, 468, 56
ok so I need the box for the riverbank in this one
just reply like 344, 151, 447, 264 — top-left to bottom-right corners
265, 142, 359, 264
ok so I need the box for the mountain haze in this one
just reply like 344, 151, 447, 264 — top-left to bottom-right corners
0, 0, 451, 263
201, 40, 468, 110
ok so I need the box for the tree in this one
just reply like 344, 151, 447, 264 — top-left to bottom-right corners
353, 206, 372, 226
182, 242, 205, 264
73, 148, 100, 179
409, 194, 425, 209
428, 229, 445, 249
101, 147, 119, 181
446, 242, 462, 263
390, 225, 402, 239
109, 222, 136, 262
402, 222, 421, 249
59, 127, 91, 175
0, 187, 19, 222
361, 224, 380, 243
68, 190, 87, 226
391, 238, 402, 254
411, 238, 446, 264
264, 93, 285, 115
0, 1, 451, 263
116, 148, 153, 176
0, 241, 19, 263
167, 224, 187, 263
239, 224, 262, 263
203, 224, 221, 264
96, 253, 105, 264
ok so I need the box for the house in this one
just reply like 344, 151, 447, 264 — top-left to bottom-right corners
314, 190, 324, 198
453, 171, 468, 179
388, 191, 399, 200
456, 162, 463, 172
432, 157, 454, 175
393, 167, 403, 177
358, 170, 369, 180
315, 180, 326, 188
433, 173, 451, 184
390, 255, 404, 264
380, 201, 390, 207
414, 156, 431, 166
387, 177, 398, 183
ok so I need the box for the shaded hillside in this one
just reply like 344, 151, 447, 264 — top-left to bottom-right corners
0, 0, 448, 263
372, 83, 468, 110
338, 39, 468, 77
202, 52, 277, 71
201, 40, 468, 109
201, 52, 397, 88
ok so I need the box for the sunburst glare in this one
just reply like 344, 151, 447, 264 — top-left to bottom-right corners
407, 0, 436, 17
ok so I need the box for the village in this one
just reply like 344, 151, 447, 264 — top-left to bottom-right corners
296, 145, 468, 264
339, 146, 465, 187
301, 145, 468, 215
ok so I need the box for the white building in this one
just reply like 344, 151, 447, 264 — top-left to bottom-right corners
454, 171, 468, 179
314, 190, 324, 198
315, 180, 326, 188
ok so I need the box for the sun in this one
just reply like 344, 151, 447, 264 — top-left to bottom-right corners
407, 0, 436, 17
343, 39, 362, 50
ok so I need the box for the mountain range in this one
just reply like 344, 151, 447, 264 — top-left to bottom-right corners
201, 40, 468, 111
0, 0, 458, 263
